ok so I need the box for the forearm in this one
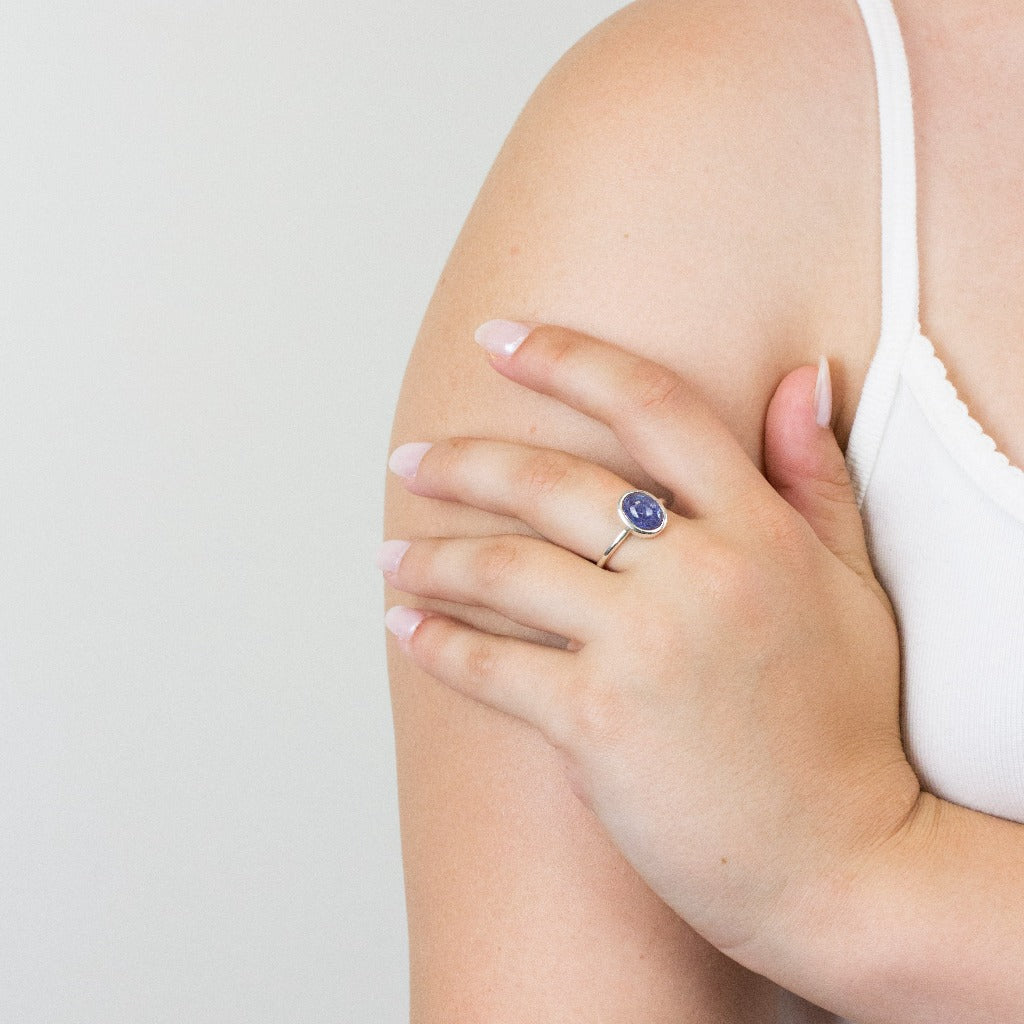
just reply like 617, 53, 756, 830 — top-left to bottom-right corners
765, 791, 1024, 1023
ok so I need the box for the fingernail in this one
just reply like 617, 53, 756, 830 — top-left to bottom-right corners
814, 354, 833, 428
385, 605, 426, 641
376, 539, 411, 575
389, 441, 432, 478
474, 319, 532, 357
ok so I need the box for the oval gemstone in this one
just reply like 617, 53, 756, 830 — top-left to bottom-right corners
620, 490, 666, 534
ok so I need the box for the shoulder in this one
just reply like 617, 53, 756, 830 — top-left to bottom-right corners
411, 0, 878, 470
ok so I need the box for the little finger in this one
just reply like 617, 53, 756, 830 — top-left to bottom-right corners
379, 533, 616, 644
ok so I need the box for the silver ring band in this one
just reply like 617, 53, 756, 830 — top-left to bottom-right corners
596, 528, 632, 569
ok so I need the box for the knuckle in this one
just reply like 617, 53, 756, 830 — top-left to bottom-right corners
432, 435, 476, 483
807, 465, 859, 515
765, 509, 814, 563
814, 450, 857, 496
629, 363, 686, 414
747, 499, 818, 577
530, 323, 580, 369
471, 538, 520, 588
463, 636, 499, 687
748, 497, 810, 551
517, 449, 572, 501
724, 488, 815, 564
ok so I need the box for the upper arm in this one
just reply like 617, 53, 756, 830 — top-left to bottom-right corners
383, 1, 831, 1019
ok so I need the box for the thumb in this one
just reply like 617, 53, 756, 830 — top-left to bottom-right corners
763, 357, 874, 582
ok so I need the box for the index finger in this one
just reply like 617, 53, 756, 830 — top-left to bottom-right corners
475, 319, 768, 518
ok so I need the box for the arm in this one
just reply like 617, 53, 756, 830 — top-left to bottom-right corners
776, 793, 1024, 1023
382, 1, 846, 1018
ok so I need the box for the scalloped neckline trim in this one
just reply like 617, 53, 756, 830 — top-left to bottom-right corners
901, 329, 1024, 521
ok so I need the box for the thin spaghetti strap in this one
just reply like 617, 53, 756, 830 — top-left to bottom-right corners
845, 0, 923, 506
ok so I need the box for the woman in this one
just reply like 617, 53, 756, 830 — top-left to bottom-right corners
380, 0, 1024, 1019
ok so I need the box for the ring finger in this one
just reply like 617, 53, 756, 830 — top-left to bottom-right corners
389, 436, 693, 572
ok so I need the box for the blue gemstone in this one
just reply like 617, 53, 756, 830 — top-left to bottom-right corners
620, 490, 666, 534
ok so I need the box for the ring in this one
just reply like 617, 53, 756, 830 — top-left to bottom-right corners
596, 489, 668, 569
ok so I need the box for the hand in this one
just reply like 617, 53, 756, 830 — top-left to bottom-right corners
379, 320, 921, 975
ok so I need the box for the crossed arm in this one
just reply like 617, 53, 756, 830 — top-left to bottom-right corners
385, 319, 1024, 1023
383, 6, 818, 1019
383, 4, 1024, 1021
388, 322, 1024, 1022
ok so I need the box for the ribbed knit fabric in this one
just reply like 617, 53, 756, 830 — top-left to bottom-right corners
781, 1, 1023, 1021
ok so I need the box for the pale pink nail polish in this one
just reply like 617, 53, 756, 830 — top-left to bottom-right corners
474, 319, 532, 357
814, 355, 833, 428
376, 539, 410, 575
389, 441, 432, 478
385, 605, 426, 641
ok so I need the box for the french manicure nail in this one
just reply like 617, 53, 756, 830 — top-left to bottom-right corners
376, 539, 410, 575
474, 319, 532, 357
814, 354, 833, 428
384, 605, 426, 641
389, 441, 432, 478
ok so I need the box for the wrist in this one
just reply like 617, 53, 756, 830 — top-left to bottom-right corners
746, 783, 1024, 1021
791, 788, 944, 1019
732, 759, 926, 1016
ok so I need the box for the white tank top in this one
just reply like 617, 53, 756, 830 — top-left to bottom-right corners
781, 1, 1023, 1020
846, 0, 1024, 825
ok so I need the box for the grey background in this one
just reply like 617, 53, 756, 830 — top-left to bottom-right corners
0, 1, 626, 1021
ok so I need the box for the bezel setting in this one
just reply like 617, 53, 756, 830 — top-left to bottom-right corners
617, 489, 667, 536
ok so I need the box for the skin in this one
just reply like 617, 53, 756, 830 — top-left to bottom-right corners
385, 2, 844, 1018
384, 328, 1024, 1023
830, 0, 1024, 463
382, 315, 921, 959
381, 0, 1024, 1019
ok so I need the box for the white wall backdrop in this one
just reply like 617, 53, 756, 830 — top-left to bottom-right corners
0, 1, 628, 1021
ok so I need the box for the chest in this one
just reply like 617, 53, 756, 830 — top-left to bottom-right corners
908, 18, 1024, 469
830, 0, 1024, 824
830, 5, 1024, 471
